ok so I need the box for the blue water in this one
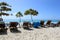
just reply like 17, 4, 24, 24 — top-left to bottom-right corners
3, 19, 59, 23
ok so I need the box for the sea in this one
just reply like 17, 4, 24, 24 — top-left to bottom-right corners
3, 19, 60, 24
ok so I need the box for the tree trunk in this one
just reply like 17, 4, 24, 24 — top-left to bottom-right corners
19, 17, 21, 28
31, 15, 33, 22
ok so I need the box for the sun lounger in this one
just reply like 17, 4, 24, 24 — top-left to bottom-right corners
50, 23, 56, 27
33, 22, 40, 28
9, 22, 18, 31
23, 22, 32, 29
56, 21, 60, 27
45, 20, 51, 27
40, 20, 45, 27
0, 21, 7, 31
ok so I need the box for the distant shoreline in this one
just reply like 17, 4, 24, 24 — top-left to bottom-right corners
4, 19, 59, 24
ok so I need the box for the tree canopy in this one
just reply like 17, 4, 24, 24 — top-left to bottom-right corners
24, 9, 38, 16
16, 12, 23, 17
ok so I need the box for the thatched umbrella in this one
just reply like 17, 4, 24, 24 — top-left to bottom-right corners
0, 12, 9, 21
0, 2, 11, 21
1, 6, 11, 11
0, 2, 11, 18
16, 11, 23, 27
0, 12, 9, 16
0, 2, 11, 7
24, 9, 38, 22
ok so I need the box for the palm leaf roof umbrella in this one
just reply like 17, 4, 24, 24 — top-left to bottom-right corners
0, 12, 9, 16
0, 2, 11, 16
24, 9, 38, 22
0, 2, 11, 7
16, 12, 23, 27
16, 12, 23, 22
0, 2, 11, 21
1, 6, 11, 11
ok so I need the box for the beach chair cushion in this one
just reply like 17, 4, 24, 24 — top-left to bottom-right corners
10, 22, 18, 28
0, 22, 5, 28
33, 22, 40, 28
23, 22, 28, 27
23, 22, 32, 29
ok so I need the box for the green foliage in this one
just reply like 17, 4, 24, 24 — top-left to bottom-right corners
1, 6, 11, 11
24, 10, 30, 15
0, 2, 10, 6
0, 2, 11, 16
0, 12, 9, 16
16, 12, 23, 17
24, 9, 38, 16
24, 8, 38, 22
33, 10, 38, 16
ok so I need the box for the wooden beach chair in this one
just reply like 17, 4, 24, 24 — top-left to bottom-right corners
50, 23, 56, 27
0, 22, 7, 31
45, 20, 51, 27
0, 21, 8, 35
40, 20, 45, 27
23, 22, 32, 29
9, 22, 18, 31
56, 21, 60, 27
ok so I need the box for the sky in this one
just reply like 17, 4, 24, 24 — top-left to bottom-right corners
0, 0, 60, 20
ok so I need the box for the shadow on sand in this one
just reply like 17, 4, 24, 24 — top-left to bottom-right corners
10, 28, 21, 33
0, 29, 7, 35
24, 28, 33, 31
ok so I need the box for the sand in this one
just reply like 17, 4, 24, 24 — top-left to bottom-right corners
0, 27, 60, 40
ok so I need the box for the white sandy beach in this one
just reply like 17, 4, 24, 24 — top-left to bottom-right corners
0, 27, 60, 40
